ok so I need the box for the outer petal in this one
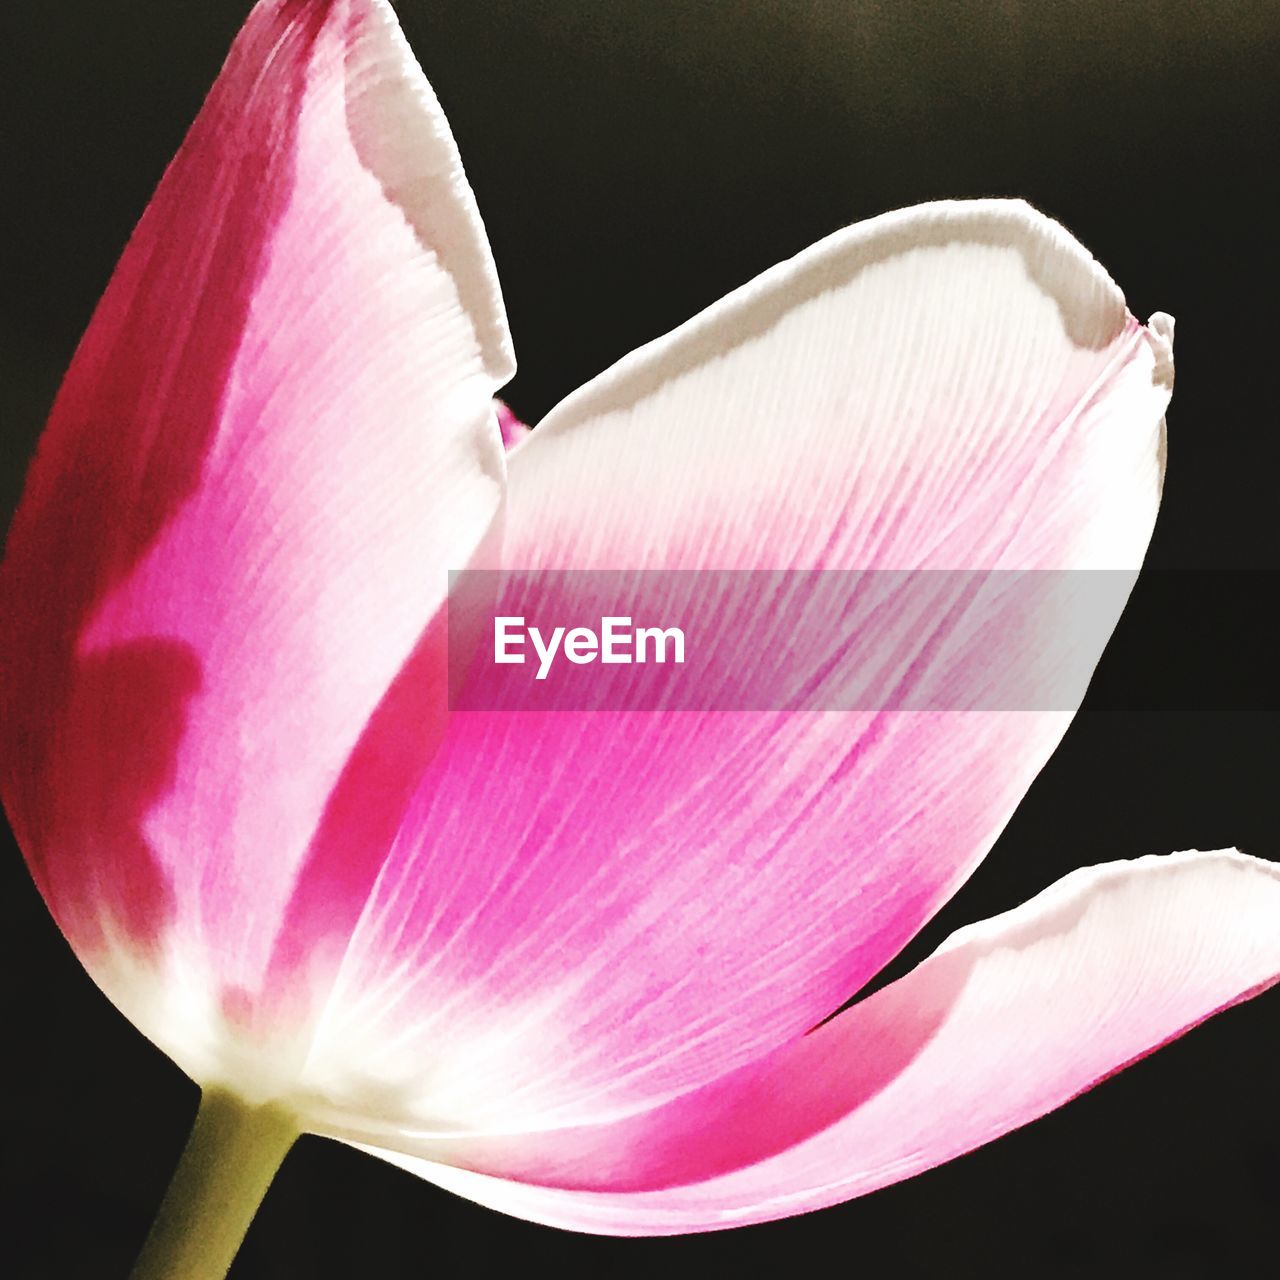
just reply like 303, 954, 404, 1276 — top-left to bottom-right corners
346, 850, 1280, 1234
0, 0, 511, 1088
297, 202, 1171, 1131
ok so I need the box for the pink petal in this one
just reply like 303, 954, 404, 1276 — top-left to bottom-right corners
295, 203, 1171, 1131
0, 0, 511, 1076
495, 400, 531, 449
346, 850, 1280, 1234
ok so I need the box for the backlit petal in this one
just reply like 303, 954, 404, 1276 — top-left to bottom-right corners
0, 0, 510, 1090
297, 201, 1170, 1131
349, 851, 1280, 1234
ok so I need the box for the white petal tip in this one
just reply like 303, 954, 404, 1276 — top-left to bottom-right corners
353, 0, 516, 386
1145, 311, 1176, 389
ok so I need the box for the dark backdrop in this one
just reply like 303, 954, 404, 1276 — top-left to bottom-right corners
2, 2, 1278, 1276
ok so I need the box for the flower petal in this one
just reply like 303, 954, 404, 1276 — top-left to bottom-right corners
495, 400, 531, 449
347, 850, 1280, 1234
296, 201, 1170, 1130
0, 0, 510, 1081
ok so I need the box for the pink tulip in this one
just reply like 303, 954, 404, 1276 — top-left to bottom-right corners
3, 1, 1279, 1274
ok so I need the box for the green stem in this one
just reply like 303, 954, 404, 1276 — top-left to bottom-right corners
129, 1088, 298, 1280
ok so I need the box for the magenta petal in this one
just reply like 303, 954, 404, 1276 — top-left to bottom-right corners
347, 851, 1280, 1234
0, 0, 511, 1074
495, 400, 531, 449
295, 202, 1170, 1129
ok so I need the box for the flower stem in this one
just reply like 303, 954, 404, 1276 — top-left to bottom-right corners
129, 1088, 298, 1280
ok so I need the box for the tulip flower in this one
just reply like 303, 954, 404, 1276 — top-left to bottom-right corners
4, 1, 1280, 1275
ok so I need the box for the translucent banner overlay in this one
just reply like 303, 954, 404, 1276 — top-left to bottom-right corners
445, 569, 1274, 713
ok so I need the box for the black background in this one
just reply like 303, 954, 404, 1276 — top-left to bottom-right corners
2, 1, 1279, 1276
